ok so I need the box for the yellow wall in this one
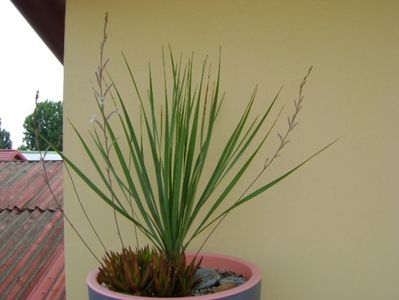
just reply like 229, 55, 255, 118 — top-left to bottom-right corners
63, 1, 399, 299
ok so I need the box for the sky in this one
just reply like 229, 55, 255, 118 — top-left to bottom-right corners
0, 1, 63, 148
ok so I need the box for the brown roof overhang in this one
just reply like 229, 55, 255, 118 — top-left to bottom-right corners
10, 0, 66, 64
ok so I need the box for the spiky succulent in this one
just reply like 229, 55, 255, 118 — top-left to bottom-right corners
97, 246, 201, 297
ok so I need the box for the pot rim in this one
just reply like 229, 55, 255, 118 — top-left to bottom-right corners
87, 252, 262, 300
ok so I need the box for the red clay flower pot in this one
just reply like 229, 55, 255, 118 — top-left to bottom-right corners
87, 252, 261, 300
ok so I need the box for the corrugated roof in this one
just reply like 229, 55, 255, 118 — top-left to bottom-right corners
0, 150, 27, 162
0, 161, 63, 211
0, 209, 65, 299
0, 161, 65, 299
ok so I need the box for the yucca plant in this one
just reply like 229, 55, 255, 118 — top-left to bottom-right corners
54, 15, 335, 297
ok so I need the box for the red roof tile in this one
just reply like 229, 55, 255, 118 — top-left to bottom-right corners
0, 161, 65, 299
0, 150, 27, 161
0, 161, 63, 211
0, 209, 65, 299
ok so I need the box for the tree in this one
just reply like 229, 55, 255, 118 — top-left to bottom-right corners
22, 100, 63, 151
0, 118, 12, 149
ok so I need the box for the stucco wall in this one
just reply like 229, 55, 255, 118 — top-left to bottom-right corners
63, 1, 399, 299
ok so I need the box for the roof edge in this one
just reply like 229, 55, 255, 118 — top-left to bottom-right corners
10, 0, 65, 64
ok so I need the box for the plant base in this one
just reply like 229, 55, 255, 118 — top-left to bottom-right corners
87, 252, 261, 300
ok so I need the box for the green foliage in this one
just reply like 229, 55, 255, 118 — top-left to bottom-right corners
52, 17, 335, 297
60, 47, 334, 259
23, 100, 63, 151
97, 246, 200, 297
0, 118, 12, 149
17, 144, 28, 151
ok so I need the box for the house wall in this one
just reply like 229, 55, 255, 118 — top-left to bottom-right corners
63, 1, 399, 299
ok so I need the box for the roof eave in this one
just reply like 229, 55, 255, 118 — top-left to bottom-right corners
10, 0, 66, 65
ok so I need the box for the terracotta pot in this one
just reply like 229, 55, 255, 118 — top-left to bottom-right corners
87, 252, 261, 300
